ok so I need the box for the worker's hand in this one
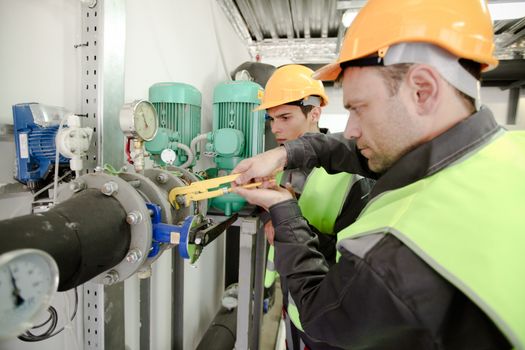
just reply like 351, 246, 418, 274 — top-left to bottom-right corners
232, 147, 288, 186
264, 221, 275, 245
232, 185, 293, 211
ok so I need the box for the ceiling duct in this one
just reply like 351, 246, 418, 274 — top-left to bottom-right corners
218, 0, 525, 63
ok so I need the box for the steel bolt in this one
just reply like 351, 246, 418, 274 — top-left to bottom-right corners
103, 270, 119, 285
156, 173, 169, 184
194, 237, 202, 245
69, 180, 86, 193
176, 196, 186, 206
101, 181, 118, 196
126, 211, 143, 225
125, 248, 143, 264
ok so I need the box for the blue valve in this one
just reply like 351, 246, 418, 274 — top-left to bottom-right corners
146, 203, 196, 259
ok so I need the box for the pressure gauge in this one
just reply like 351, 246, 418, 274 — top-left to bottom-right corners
161, 148, 177, 165
0, 249, 59, 340
119, 100, 159, 141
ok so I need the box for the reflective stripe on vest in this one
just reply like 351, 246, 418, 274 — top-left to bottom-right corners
265, 245, 277, 289
287, 292, 304, 331
337, 131, 525, 349
298, 167, 354, 234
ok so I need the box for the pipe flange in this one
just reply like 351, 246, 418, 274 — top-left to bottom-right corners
118, 172, 172, 223
144, 168, 190, 223
57, 173, 152, 284
119, 171, 173, 268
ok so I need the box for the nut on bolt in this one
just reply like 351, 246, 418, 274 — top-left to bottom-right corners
101, 181, 118, 196
126, 248, 143, 264
156, 173, 169, 184
126, 211, 143, 225
103, 270, 119, 285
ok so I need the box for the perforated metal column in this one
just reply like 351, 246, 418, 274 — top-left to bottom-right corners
81, 0, 125, 173
81, 3, 99, 173
83, 283, 105, 349
80, 1, 126, 349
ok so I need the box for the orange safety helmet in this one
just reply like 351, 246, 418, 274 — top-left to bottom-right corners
314, 0, 498, 81
254, 64, 329, 111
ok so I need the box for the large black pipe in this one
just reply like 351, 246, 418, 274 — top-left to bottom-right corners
197, 306, 237, 350
0, 189, 130, 291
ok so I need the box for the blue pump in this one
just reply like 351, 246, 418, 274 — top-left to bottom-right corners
12, 103, 70, 189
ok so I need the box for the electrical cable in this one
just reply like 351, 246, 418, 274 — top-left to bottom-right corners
18, 287, 79, 342
177, 142, 194, 169
52, 116, 69, 205
126, 137, 135, 164
32, 171, 72, 199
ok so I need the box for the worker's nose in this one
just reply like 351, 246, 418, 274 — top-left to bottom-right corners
343, 113, 361, 139
271, 121, 280, 134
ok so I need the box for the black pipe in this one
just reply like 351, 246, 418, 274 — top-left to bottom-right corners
197, 306, 237, 350
0, 189, 130, 291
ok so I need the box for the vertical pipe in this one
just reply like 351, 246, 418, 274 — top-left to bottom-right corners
140, 278, 151, 350
251, 221, 266, 350
171, 252, 185, 350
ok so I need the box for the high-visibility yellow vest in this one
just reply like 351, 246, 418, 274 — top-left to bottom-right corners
299, 167, 354, 235
336, 131, 525, 348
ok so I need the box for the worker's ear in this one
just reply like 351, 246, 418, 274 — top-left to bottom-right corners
406, 64, 440, 115
308, 106, 322, 123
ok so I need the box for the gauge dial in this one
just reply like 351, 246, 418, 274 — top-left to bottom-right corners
161, 148, 177, 165
0, 249, 59, 340
119, 100, 159, 141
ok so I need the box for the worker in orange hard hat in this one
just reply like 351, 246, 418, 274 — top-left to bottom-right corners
233, 0, 524, 349
259, 64, 373, 350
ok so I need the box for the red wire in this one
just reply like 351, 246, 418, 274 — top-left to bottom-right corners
125, 137, 134, 164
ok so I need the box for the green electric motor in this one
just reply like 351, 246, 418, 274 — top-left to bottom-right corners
146, 82, 201, 167
207, 80, 265, 215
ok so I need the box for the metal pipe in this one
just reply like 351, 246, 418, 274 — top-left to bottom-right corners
0, 189, 131, 291
251, 222, 267, 350
197, 306, 237, 350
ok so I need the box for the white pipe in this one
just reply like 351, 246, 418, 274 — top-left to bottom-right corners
177, 142, 194, 169
190, 133, 209, 158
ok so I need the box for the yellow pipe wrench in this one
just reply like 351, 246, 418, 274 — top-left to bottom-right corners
168, 173, 264, 208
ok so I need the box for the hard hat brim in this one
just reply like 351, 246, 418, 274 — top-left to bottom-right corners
312, 62, 342, 81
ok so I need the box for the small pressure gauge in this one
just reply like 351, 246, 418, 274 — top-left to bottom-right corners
0, 249, 59, 339
161, 148, 177, 165
119, 100, 159, 141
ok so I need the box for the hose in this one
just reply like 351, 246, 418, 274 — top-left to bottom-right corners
190, 133, 209, 159
177, 142, 194, 169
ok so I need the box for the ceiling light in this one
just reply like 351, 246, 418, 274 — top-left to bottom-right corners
488, 2, 525, 20
342, 9, 359, 27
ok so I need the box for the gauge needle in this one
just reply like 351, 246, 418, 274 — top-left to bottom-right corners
140, 111, 148, 128
8, 267, 25, 307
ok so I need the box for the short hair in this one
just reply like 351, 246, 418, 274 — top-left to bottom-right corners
376, 61, 480, 111
285, 98, 318, 118
299, 105, 315, 117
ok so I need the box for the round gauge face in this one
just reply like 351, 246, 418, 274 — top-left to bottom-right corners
160, 148, 177, 165
133, 101, 158, 141
0, 249, 59, 340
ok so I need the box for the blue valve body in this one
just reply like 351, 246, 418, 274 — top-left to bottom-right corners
146, 203, 195, 259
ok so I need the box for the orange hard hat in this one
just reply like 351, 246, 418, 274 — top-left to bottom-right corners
314, 0, 498, 81
254, 64, 329, 111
